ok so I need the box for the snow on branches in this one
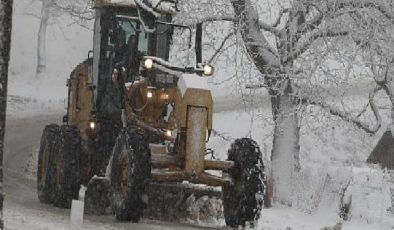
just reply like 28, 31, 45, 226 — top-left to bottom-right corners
134, 0, 177, 17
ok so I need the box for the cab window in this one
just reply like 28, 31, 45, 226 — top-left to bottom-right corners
109, 19, 149, 56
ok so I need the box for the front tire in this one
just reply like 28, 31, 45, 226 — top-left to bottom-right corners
223, 138, 266, 228
52, 125, 82, 208
110, 127, 151, 222
37, 124, 61, 204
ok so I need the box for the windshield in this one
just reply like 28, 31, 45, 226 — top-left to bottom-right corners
109, 17, 149, 63
111, 14, 192, 62
119, 20, 149, 53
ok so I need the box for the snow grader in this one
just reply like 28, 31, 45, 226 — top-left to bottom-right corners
36, 0, 266, 227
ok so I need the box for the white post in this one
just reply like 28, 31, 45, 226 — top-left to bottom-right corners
70, 186, 86, 230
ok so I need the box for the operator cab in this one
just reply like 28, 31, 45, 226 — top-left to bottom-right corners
92, 6, 172, 117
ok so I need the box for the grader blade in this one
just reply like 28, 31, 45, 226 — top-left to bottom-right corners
83, 179, 223, 221
145, 182, 223, 222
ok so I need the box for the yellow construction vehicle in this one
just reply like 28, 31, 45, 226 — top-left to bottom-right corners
36, 0, 266, 227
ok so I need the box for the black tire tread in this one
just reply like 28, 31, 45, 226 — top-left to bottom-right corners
37, 124, 61, 204
52, 125, 82, 208
110, 127, 151, 222
223, 138, 266, 228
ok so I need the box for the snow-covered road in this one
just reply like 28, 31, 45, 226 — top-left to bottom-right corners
3, 113, 223, 230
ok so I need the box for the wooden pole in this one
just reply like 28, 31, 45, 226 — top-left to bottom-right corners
0, 0, 13, 228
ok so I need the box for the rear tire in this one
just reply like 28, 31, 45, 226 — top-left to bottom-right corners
52, 125, 82, 208
110, 127, 151, 222
223, 138, 266, 228
37, 124, 61, 204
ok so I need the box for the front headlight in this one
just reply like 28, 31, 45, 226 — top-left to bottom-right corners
89, 121, 96, 130
144, 58, 153, 69
203, 64, 214, 76
165, 130, 172, 137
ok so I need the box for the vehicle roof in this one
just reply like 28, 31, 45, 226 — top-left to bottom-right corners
94, 0, 137, 8
93, 0, 176, 15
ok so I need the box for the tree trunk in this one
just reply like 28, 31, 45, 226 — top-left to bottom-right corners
0, 0, 13, 228
36, 0, 51, 76
270, 89, 300, 206
231, 0, 301, 206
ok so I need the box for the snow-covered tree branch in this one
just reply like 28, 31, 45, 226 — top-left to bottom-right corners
297, 85, 383, 134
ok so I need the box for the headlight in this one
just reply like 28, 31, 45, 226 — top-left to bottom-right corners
147, 91, 153, 98
89, 121, 96, 130
203, 64, 214, 76
144, 58, 153, 69
165, 130, 172, 137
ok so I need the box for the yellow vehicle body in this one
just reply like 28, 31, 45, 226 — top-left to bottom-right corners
67, 57, 232, 186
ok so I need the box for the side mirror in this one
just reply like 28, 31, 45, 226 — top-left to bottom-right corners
195, 23, 202, 67
63, 115, 68, 124
88, 50, 93, 60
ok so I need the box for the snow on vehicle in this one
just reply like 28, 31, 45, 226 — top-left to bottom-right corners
36, 0, 266, 227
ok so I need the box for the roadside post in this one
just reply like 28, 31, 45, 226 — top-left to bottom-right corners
70, 186, 86, 230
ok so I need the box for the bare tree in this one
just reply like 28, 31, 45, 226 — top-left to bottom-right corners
229, 0, 394, 205
35, 0, 93, 77
36, 0, 54, 75
0, 0, 13, 228
183, 0, 393, 205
